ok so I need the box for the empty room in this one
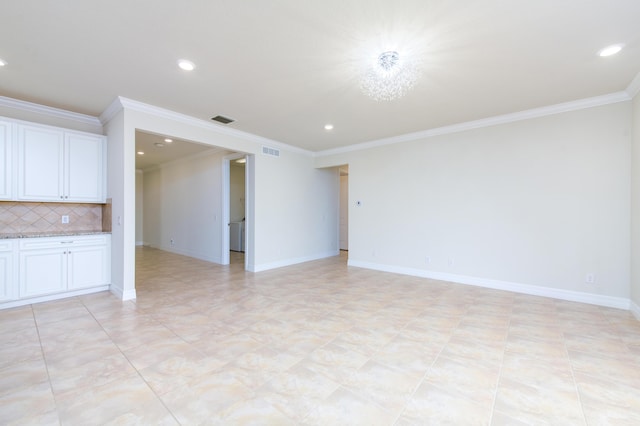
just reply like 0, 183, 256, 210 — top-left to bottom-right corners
1, 1, 640, 424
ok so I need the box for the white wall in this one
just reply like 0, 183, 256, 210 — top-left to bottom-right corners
104, 108, 136, 300
631, 92, 640, 317
114, 102, 339, 274
253, 150, 340, 271
142, 150, 225, 263
135, 170, 143, 245
317, 102, 632, 307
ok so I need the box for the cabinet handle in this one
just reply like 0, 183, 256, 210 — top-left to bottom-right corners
60, 241, 74, 244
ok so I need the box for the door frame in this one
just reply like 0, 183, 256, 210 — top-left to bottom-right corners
222, 152, 252, 270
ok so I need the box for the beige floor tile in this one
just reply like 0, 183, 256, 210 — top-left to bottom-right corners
0, 305, 35, 333
0, 381, 57, 425
160, 370, 254, 424
122, 334, 194, 371
48, 352, 136, 395
344, 360, 423, 414
257, 364, 340, 421
403, 382, 493, 425
0, 356, 49, 397
424, 355, 500, 406
301, 342, 370, 385
303, 386, 396, 426
56, 374, 175, 425
139, 349, 227, 395
0, 327, 43, 370
2, 247, 639, 424
494, 377, 585, 425
574, 372, 640, 425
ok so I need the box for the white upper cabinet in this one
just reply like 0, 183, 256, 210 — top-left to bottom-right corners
0, 120, 13, 200
16, 122, 106, 203
17, 124, 64, 201
65, 132, 105, 202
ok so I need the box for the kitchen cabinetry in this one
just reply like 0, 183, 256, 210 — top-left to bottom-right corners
17, 123, 105, 202
0, 120, 12, 200
18, 235, 110, 299
0, 240, 16, 302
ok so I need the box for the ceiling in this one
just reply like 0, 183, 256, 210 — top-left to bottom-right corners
134, 131, 224, 170
1, 1, 640, 153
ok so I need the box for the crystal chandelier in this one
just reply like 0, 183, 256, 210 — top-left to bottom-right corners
360, 51, 420, 101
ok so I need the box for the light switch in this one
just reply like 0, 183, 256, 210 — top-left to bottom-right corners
61, 215, 69, 224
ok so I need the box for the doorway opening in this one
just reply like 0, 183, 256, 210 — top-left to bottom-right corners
339, 165, 349, 253
221, 153, 252, 270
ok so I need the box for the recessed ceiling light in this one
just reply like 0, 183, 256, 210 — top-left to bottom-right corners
177, 59, 195, 71
0, 59, 7, 67
235, 158, 246, 164
598, 44, 624, 57
154, 142, 165, 148
164, 138, 173, 143
324, 124, 334, 131
137, 151, 144, 155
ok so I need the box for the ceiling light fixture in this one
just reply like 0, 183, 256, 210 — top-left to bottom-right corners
177, 59, 195, 71
137, 151, 144, 155
154, 142, 164, 147
324, 124, 334, 131
235, 158, 246, 164
598, 44, 624, 57
164, 138, 173, 143
360, 50, 420, 101
0, 59, 7, 67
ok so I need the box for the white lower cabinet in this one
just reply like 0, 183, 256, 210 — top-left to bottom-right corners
0, 240, 16, 302
18, 235, 110, 299
19, 248, 67, 298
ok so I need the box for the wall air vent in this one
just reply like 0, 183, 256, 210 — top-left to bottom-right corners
211, 115, 234, 124
262, 146, 280, 157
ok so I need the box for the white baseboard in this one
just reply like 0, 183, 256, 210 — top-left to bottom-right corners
109, 285, 137, 301
157, 245, 223, 264
0, 285, 110, 310
348, 260, 631, 310
631, 300, 640, 320
251, 250, 339, 273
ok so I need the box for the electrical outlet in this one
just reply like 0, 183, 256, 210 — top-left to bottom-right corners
425, 256, 431, 264
170, 238, 175, 246
448, 258, 455, 267
61, 215, 69, 224
585, 273, 595, 284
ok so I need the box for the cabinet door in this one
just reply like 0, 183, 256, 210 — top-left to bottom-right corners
65, 133, 105, 202
0, 120, 12, 200
0, 246, 15, 302
17, 125, 64, 201
19, 248, 67, 297
67, 245, 108, 290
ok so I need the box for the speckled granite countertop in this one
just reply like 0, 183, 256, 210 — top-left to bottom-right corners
0, 231, 111, 239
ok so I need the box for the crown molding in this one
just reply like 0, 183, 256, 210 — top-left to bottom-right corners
626, 71, 640, 99
101, 96, 313, 157
0, 96, 102, 128
315, 91, 632, 157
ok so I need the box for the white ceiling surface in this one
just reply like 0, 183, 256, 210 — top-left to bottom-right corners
1, 1, 640, 152
134, 131, 224, 170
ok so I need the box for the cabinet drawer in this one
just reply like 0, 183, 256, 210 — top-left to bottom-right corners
19, 235, 109, 250
0, 240, 15, 251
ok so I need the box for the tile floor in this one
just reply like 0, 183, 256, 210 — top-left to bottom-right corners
1, 247, 640, 425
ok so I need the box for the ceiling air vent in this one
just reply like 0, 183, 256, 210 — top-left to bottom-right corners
211, 115, 234, 124
262, 146, 280, 157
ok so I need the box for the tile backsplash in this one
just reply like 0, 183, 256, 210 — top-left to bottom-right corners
0, 202, 104, 234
